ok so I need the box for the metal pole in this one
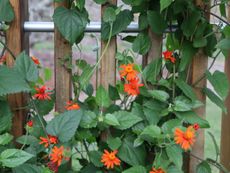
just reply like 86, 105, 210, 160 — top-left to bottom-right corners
1, 21, 178, 33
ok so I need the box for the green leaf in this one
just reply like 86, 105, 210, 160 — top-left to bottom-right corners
0, 149, 34, 168
167, 165, 183, 173
53, 7, 88, 44
103, 7, 116, 23
179, 42, 197, 72
104, 113, 120, 126
109, 85, 120, 101
0, 66, 31, 96
0, 133, 13, 145
102, 10, 133, 40
32, 99, 54, 116
0, 100, 12, 133
138, 13, 148, 30
143, 107, 161, 125
0, 0, 14, 22
216, 38, 230, 50
219, 3, 226, 18
80, 111, 97, 128
15, 52, 39, 82
142, 58, 162, 83
46, 110, 83, 142
175, 78, 197, 101
132, 33, 151, 55
193, 37, 207, 48
206, 70, 229, 99
122, 165, 146, 173
140, 125, 162, 143
43, 68, 52, 81
160, 0, 173, 12
147, 10, 168, 34
89, 151, 103, 167
93, 0, 107, 4
79, 65, 94, 89
118, 136, 146, 166
196, 161, 211, 173
96, 85, 111, 108
16, 135, 39, 145
175, 111, 210, 128
114, 111, 142, 130
122, 0, 142, 6
162, 119, 181, 134
107, 137, 122, 150
181, 10, 201, 37
166, 145, 183, 169
149, 90, 170, 102
154, 152, 170, 171
12, 163, 43, 173
203, 88, 227, 113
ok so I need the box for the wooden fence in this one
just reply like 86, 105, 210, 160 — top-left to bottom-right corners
4, 0, 230, 172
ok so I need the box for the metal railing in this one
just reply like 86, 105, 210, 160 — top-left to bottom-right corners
0, 21, 178, 33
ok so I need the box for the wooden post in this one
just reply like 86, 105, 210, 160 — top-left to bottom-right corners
5, 0, 29, 142
99, 1, 117, 89
54, 1, 72, 112
142, 29, 162, 66
220, 4, 230, 171
188, 1, 210, 172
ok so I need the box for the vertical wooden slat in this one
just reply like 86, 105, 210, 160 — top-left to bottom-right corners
188, 1, 210, 172
220, 4, 230, 171
99, 1, 117, 89
5, 0, 29, 142
54, 1, 72, 112
142, 29, 163, 66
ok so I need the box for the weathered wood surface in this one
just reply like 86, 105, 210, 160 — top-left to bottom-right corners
6, 0, 29, 143
99, 0, 117, 89
54, 1, 72, 112
220, 4, 230, 172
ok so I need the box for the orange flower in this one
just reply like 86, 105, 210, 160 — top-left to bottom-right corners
65, 101, 80, 110
50, 146, 64, 166
174, 126, 196, 150
162, 50, 176, 63
31, 56, 40, 65
124, 78, 144, 96
101, 150, 121, 169
27, 120, 33, 127
119, 64, 138, 81
150, 167, 166, 173
39, 135, 58, 148
33, 86, 52, 100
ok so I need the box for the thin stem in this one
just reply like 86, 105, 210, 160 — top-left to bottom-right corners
0, 39, 16, 59
192, 50, 221, 87
20, 130, 29, 150
83, 140, 89, 156
202, 9, 230, 26
82, 23, 113, 89
29, 94, 50, 142
172, 64, 176, 101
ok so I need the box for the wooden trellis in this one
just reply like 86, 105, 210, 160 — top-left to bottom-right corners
4, 0, 230, 172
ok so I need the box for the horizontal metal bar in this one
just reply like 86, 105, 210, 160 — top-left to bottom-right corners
0, 21, 177, 33
23, 21, 142, 33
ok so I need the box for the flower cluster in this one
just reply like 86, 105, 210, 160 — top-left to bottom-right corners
162, 50, 176, 63
119, 64, 143, 96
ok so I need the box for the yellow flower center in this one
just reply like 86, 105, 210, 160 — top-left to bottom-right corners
109, 153, 115, 160
185, 130, 193, 139
125, 66, 133, 73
